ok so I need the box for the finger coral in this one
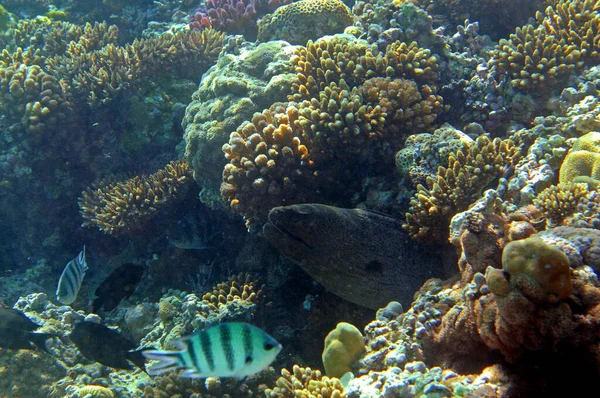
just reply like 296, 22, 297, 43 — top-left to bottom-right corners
533, 182, 591, 226
257, 0, 353, 44
404, 136, 522, 241
490, 0, 600, 91
78, 159, 193, 235
221, 103, 319, 227
265, 365, 345, 398
201, 272, 264, 311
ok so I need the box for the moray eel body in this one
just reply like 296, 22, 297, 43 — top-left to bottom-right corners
263, 204, 446, 309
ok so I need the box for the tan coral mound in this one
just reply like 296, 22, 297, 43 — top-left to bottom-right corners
78, 159, 193, 235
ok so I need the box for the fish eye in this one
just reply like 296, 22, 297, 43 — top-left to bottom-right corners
264, 342, 276, 351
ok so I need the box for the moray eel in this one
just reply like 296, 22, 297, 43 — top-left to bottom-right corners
263, 204, 446, 309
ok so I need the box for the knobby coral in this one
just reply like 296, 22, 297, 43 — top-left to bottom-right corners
404, 136, 522, 241
265, 365, 345, 398
490, 0, 600, 91
78, 159, 193, 235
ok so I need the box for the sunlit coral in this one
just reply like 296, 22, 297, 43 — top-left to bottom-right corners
265, 365, 345, 398
404, 136, 522, 241
78, 160, 193, 235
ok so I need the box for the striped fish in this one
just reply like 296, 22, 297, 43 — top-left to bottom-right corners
142, 322, 282, 379
56, 246, 89, 305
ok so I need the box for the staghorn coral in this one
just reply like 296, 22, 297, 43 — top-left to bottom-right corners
257, 0, 353, 44
78, 159, 193, 235
533, 182, 591, 226
265, 365, 345, 398
490, 0, 600, 91
404, 135, 522, 241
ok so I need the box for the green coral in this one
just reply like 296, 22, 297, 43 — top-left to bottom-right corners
0, 5, 9, 31
559, 132, 600, 184
322, 322, 365, 378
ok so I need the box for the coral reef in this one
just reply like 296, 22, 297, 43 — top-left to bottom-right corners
78, 160, 193, 235
183, 38, 297, 207
490, 0, 600, 92
190, 0, 292, 40
265, 365, 345, 398
559, 131, 600, 184
404, 135, 522, 241
221, 34, 447, 225
257, 0, 354, 44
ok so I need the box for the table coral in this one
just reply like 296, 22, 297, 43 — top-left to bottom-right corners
78, 159, 193, 235
257, 0, 353, 44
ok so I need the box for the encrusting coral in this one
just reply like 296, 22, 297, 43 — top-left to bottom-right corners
78, 159, 193, 235
257, 0, 353, 44
404, 135, 522, 241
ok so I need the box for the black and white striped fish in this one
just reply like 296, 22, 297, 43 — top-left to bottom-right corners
142, 322, 282, 379
56, 246, 88, 305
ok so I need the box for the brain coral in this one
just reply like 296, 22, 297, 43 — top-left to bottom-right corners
559, 131, 600, 184
257, 0, 353, 44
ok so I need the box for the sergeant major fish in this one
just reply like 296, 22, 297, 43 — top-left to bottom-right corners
142, 322, 281, 379
56, 246, 88, 305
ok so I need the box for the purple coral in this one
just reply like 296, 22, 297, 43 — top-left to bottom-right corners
189, 0, 290, 40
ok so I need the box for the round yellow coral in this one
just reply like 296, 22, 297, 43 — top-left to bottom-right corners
559, 132, 600, 184
322, 322, 365, 378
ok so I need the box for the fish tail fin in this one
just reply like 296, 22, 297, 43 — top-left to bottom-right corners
142, 349, 184, 376
127, 349, 149, 373
27, 332, 52, 354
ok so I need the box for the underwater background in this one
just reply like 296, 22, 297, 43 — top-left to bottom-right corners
2, 0, 600, 396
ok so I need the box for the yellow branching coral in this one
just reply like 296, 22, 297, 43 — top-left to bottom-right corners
533, 182, 590, 226
201, 272, 264, 311
404, 136, 522, 241
78, 159, 193, 235
359, 77, 445, 138
76, 385, 115, 398
221, 103, 319, 227
290, 35, 440, 102
490, 0, 600, 91
265, 365, 345, 398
